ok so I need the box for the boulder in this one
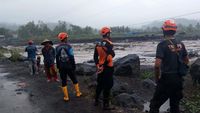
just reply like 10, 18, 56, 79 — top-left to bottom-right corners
142, 78, 156, 89
83, 59, 95, 63
114, 54, 140, 77
113, 93, 144, 109
87, 74, 98, 89
190, 58, 200, 86
112, 77, 130, 96
75, 63, 96, 76
188, 50, 199, 58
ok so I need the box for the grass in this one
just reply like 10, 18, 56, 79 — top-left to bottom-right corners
0, 52, 3, 58
182, 89, 200, 113
140, 70, 154, 79
0, 46, 8, 58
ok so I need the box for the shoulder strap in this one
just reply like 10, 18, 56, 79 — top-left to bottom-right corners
167, 38, 180, 56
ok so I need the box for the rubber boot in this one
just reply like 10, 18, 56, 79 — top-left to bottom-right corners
74, 83, 82, 97
62, 86, 69, 101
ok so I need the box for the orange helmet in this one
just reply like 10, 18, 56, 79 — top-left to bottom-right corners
58, 32, 68, 40
28, 40, 33, 45
100, 27, 111, 35
162, 19, 177, 31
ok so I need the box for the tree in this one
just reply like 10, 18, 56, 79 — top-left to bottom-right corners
187, 24, 194, 33
53, 21, 67, 36
195, 23, 200, 30
0, 28, 12, 38
37, 21, 51, 36
83, 26, 94, 34
18, 21, 39, 38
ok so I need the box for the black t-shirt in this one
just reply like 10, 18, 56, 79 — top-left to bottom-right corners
156, 38, 188, 74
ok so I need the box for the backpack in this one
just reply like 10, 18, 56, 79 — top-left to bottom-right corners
59, 47, 72, 69
167, 39, 189, 76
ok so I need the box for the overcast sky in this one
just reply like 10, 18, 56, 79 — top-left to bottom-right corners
1, 0, 200, 28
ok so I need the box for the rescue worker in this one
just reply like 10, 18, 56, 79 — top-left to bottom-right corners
41, 39, 59, 82
94, 27, 115, 110
25, 40, 37, 75
56, 32, 82, 102
149, 20, 189, 113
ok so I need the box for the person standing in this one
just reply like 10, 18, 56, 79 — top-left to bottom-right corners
25, 40, 37, 75
36, 55, 41, 73
56, 32, 82, 102
93, 27, 115, 110
41, 39, 59, 82
149, 20, 189, 113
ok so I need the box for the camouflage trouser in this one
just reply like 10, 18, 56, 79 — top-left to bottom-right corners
28, 58, 36, 75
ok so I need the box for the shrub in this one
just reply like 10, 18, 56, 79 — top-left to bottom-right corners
140, 71, 154, 79
182, 90, 200, 113
9, 49, 22, 62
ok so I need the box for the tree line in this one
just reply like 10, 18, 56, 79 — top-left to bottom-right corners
1, 20, 200, 40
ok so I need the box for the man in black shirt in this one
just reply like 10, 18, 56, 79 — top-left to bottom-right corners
149, 20, 189, 113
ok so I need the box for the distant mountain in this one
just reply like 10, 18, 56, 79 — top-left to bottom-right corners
143, 18, 200, 28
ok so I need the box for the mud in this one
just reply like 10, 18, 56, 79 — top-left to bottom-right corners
0, 67, 40, 113
0, 61, 145, 113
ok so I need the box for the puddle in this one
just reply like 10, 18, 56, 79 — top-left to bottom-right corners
2, 81, 17, 90
0, 70, 40, 113
143, 99, 170, 113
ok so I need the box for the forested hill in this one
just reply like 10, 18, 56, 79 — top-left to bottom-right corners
1, 18, 200, 45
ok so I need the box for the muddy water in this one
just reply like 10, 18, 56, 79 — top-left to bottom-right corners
5, 40, 200, 66
0, 68, 40, 113
74, 40, 200, 64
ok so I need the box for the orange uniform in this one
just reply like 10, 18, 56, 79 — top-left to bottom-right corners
94, 38, 115, 68
93, 38, 115, 110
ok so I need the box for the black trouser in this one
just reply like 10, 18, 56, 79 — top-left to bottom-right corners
59, 68, 78, 87
149, 74, 183, 113
95, 66, 114, 106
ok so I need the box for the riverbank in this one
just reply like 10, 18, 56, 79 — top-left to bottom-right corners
1, 58, 199, 113
0, 60, 147, 113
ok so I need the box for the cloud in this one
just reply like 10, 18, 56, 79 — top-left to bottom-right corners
0, 0, 200, 28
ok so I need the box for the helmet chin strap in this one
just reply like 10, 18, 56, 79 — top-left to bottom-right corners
102, 32, 111, 39
61, 38, 68, 42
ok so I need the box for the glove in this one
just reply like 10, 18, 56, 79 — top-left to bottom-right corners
96, 64, 104, 74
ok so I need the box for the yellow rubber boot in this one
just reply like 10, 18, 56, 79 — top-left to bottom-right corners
74, 83, 82, 97
62, 86, 69, 101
